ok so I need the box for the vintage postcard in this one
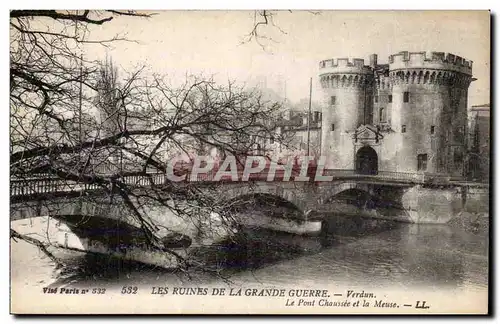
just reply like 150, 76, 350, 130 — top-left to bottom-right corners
9, 10, 490, 314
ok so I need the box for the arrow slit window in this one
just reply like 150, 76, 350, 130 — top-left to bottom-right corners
404, 91, 410, 103
379, 107, 385, 123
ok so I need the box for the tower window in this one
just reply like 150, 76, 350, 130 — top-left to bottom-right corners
430, 126, 435, 135
379, 107, 385, 123
401, 125, 406, 133
330, 96, 336, 105
374, 95, 378, 103
454, 150, 463, 164
404, 91, 410, 103
388, 95, 393, 103
270, 136, 275, 144
331, 123, 335, 131
417, 154, 428, 171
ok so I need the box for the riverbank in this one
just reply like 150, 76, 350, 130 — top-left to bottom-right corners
11, 239, 59, 291
10, 216, 81, 292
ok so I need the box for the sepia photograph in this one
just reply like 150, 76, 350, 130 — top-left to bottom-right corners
8, 8, 491, 315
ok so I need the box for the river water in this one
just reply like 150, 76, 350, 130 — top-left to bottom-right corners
33, 213, 488, 294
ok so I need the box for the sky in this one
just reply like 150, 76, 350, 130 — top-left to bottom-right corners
82, 10, 490, 109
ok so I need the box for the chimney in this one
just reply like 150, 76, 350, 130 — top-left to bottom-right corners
369, 54, 378, 68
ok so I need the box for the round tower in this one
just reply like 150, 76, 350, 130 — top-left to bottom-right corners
319, 58, 374, 169
387, 51, 473, 176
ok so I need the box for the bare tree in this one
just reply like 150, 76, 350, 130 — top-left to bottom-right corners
242, 10, 321, 51
10, 10, 287, 275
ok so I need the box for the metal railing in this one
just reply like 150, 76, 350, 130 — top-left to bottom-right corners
321, 169, 425, 182
10, 168, 467, 198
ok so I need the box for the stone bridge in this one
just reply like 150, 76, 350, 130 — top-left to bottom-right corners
9, 169, 490, 268
11, 170, 490, 236
208, 179, 489, 233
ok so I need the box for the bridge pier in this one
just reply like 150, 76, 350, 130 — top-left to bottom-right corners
305, 182, 489, 225
400, 185, 489, 224
235, 211, 323, 235
400, 185, 462, 223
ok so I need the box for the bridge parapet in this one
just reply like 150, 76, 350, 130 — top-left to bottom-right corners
10, 168, 483, 206
321, 169, 425, 183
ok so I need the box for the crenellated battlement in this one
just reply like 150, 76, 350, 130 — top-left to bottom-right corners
388, 51, 473, 75
319, 58, 373, 75
320, 58, 367, 68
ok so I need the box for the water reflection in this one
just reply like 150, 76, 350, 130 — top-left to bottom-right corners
48, 213, 489, 292
227, 215, 488, 291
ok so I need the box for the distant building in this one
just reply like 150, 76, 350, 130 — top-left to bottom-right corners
468, 104, 490, 182
275, 110, 322, 158
319, 51, 474, 177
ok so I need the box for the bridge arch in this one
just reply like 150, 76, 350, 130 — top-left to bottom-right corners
221, 183, 307, 216
316, 182, 411, 221
226, 192, 302, 213
220, 183, 322, 234
319, 182, 381, 203
325, 188, 378, 210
